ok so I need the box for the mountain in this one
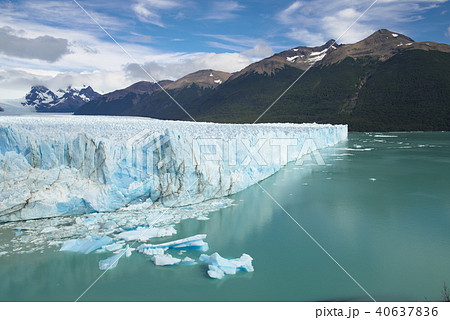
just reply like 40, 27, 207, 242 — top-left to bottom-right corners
22, 85, 100, 112
230, 40, 339, 79
164, 69, 232, 89
76, 29, 450, 131
187, 29, 450, 131
75, 80, 172, 115
75, 69, 232, 118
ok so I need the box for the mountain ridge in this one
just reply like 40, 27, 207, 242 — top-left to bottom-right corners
73, 29, 450, 131
22, 85, 100, 113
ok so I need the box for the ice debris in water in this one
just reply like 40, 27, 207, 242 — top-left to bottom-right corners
60, 235, 113, 254
181, 257, 197, 265
152, 253, 181, 266
41, 226, 58, 233
140, 247, 166, 256
137, 234, 209, 253
98, 245, 133, 270
99, 252, 123, 270
199, 252, 254, 279
101, 242, 124, 252
116, 226, 176, 241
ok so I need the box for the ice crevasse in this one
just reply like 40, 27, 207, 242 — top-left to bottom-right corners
0, 116, 347, 222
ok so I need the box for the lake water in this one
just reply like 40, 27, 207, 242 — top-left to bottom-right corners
1, 132, 449, 301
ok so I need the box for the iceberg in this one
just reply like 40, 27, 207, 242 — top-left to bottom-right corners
0, 115, 347, 222
151, 253, 181, 266
60, 234, 113, 254
200, 252, 254, 279
137, 234, 209, 252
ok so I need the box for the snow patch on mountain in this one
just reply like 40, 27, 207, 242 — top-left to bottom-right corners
21, 85, 100, 113
286, 55, 299, 62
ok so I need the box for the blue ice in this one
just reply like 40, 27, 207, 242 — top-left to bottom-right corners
199, 252, 254, 279
60, 235, 113, 254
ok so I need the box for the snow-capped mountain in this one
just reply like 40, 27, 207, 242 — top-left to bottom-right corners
22, 85, 100, 112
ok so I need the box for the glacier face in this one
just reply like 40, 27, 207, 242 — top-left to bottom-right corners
0, 115, 347, 222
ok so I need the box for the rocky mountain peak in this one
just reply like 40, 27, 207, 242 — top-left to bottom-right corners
164, 69, 232, 90
22, 85, 100, 112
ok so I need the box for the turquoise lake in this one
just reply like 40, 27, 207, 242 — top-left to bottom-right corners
1, 132, 449, 301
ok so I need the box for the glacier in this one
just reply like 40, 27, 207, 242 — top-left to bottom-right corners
0, 115, 347, 222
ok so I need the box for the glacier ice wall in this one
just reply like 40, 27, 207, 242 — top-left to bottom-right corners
0, 116, 347, 222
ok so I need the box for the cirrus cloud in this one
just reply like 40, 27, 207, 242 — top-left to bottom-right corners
277, 0, 449, 46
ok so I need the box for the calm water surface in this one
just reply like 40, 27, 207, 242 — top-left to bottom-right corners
1, 132, 449, 301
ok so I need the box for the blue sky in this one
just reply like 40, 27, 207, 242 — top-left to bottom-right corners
0, 0, 449, 98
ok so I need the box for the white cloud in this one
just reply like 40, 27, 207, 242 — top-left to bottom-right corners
446, 26, 450, 37
241, 43, 274, 58
276, 0, 449, 45
125, 49, 261, 82
132, 0, 183, 27
286, 29, 326, 46
203, 1, 245, 21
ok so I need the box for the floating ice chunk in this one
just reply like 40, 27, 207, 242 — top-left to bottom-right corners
0, 251, 8, 257
13, 229, 22, 236
102, 242, 124, 252
137, 234, 209, 252
369, 178, 376, 181
181, 257, 197, 265
374, 134, 398, 138
116, 226, 177, 241
99, 252, 124, 270
125, 245, 133, 258
60, 235, 113, 254
41, 226, 58, 233
103, 220, 118, 230
140, 247, 167, 256
234, 253, 254, 272
200, 252, 254, 279
75, 216, 97, 226
207, 265, 225, 279
152, 253, 181, 266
